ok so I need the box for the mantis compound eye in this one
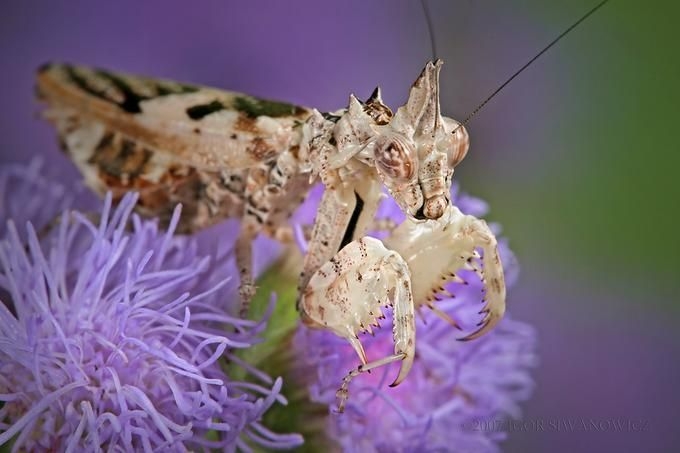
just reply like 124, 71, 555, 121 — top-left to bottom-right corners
375, 136, 416, 182
441, 118, 470, 168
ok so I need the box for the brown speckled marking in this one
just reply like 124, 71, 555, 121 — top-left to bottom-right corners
89, 132, 152, 180
363, 88, 393, 125
358, 239, 368, 258
330, 256, 341, 275
490, 277, 502, 294
247, 137, 277, 161
234, 115, 259, 134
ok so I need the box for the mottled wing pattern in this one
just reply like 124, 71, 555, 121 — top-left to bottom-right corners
36, 63, 312, 231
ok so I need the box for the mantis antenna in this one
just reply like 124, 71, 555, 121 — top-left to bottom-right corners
420, 0, 611, 133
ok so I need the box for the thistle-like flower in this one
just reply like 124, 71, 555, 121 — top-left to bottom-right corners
1, 159, 77, 238
293, 186, 536, 452
0, 188, 302, 451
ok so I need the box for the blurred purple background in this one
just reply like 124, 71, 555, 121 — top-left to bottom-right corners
2, 1, 678, 451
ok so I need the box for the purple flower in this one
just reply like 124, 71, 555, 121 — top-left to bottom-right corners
0, 188, 302, 451
293, 186, 536, 452
1, 159, 68, 238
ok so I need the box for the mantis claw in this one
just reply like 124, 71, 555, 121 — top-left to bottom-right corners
384, 205, 506, 342
299, 237, 416, 406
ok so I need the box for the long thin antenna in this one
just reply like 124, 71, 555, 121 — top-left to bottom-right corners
420, 0, 438, 61
456, 0, 610, 130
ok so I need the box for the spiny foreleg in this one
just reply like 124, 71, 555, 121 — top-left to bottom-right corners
299, 236, 416, 412
384, 204, 506, 340
459, 217, 505, 340
297, 164, 383, 309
